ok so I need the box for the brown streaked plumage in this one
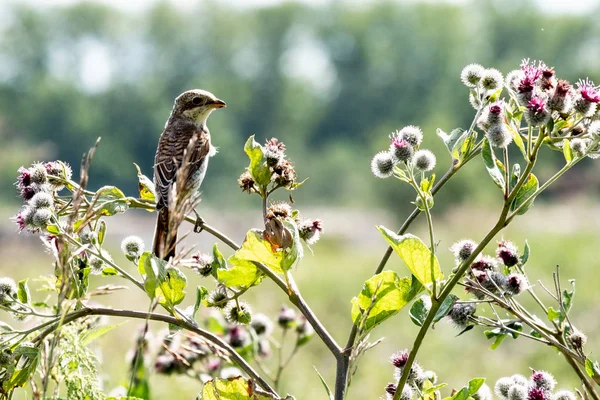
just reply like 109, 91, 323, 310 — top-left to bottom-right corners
152, 89, 226, 260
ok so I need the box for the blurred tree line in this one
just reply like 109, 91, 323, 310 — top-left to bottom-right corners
0, 0, 598, 215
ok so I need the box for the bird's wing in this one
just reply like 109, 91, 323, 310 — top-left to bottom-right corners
154, 122, 210, 209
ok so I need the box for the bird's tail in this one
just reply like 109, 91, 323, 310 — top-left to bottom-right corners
152, 207, 177, 261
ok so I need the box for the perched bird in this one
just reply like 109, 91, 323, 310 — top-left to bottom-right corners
152, 89, 226, 260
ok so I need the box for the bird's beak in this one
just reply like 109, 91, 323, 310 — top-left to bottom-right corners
211, 99, 226, 108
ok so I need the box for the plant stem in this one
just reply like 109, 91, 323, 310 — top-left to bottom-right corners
33, 306, 279, 396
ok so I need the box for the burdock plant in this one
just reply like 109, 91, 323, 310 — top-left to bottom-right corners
2, 59, 600, 400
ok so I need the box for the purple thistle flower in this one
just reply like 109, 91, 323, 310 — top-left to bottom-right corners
518, 59, 546, 93
527, 96, 547, 114
17, 167, 31, 188
528, 388, 546, 400
385, 383, 397, 395
577, 79, 600, 103
389, 349, 409, 368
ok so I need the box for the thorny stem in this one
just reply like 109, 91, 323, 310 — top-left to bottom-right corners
31, 306, 279, 396
392, 128, 547, 400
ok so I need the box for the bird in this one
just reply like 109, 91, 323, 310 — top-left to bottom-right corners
152, 89, 226, 260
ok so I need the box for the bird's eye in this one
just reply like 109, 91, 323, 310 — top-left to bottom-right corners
192, 97, 202, 106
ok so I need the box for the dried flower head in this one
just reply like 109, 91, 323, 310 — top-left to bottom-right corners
272, 160, 297, 188
461, 64, 485, 87
412, 149, 436, 172
371, 151, 396, 179
568, 329, 587, 350
264, 138, 286, 167
266, 201, 292, 220
298, 218, 323, 245
238, 171, 256, 193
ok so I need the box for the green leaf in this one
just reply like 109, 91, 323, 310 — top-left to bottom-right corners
137, 252, 187, 308
211, 244, 227, 273
96, 186, 129, 216
511, 126, 527, 158
200, 376, 279, 399
433, 294, 458, 323
481, 138, 505, 189
409, 295, 431, 326
377, 226, 443, 291
437, 128, 470, 160
467, 378, 485, 395
244, 135, 272, 187
7, 345, 40, 389
0, 321, 13, 332
138, 252, 159, 299
314, 366, 334, 400
98, 220, 106, 245
17, 279, 30, 304
193, 286, 208, 319
510, 173, 539, 215
219, 257, 263, 288
134, 162, 156, 203
81, 322, 126, 346
520, 240, 530, 265
585, 359, 600, 384
562, 139, 573, 164
46, 224, 60, 235
101, 266, 118, 276
351, 271, 422, 332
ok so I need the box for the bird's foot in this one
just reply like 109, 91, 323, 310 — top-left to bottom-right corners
193, 211, 205, 233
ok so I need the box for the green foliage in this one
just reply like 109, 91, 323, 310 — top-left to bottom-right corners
137, 252, 187, 309
481, 138, 505, 190
95, 186, 129, 216
244, 136, 272, 188
444, 377, 485, 400
509, 173, 539, 215
199, 376, 289, 399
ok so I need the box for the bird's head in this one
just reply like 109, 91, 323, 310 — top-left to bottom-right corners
172, 89, 226, 126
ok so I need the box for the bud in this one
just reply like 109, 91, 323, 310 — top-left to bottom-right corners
207, 286, 230, 308
450, 239, 478, 264
494, 377, 513, 400
531, 370, 556, 391
511, 374, 528, 386
394, 126, 424, 148
461, 64, 485, 88
496, 240, 519, 267
480, 68, 503, 92
390, 138, 414, 163
574, 78, 600, 117
505, 70, 525, 93
548, 80, 573, 113
412, 150, 436, 172
385, 383, 397, 398
13, 206, 36, 233
568, 329, 587, 350
0, 277, 18, 306
487, 101, 505, 125
528, 388, 548, 400
32, 208, 52, 228
266, 201, 292, 219
371, 151, 396, 179
225, 325, 251, 349
278, 305, 297, 329
29, 192, 54, 210
296, 316, 314, 345
415, 193, 434, 211
30, 163, 48, 185
121, 236, 145, 261
506, 273, 527, 295
390, 349, 409, 368
251, 313, 274, 337
473, 384, 492, 400
554, 391, 576, 400
448, 303, 476, 329
238, 171, 256, 194
298, 219, 323, 245
486, 124, 512, 148
570, 138, 589, 157
540, 67, 556, 91
508, 385, 528, 400
191, 252, 214, 277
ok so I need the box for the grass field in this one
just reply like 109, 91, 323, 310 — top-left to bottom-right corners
1, 198, 599, 399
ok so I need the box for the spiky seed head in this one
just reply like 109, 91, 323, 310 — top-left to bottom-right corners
121, 236, 145, 260
496, 240, 519, 267
508, 385, 528, 400
390, 138, 414, 163
486, 124, 513, 148
511, 374, 528, 386
251, 313, 274, 337
266, 201, 292, 219
461, 64, 485, 87
412, 149, 436, 172
494, 377, 513, 400
506, 273, 527, 295
224, 302, 252, 325
277, 305, 297, 329
0, 278, 17, 306
371, 151, 396, 179
570, 138, 589, 157
29, 192, 54, 210
88, 255, 104, 275
264, 138, 286, 167
448, 303, 476, 329
32, 208, 52, 228
389, 349, 409, 368
473, 384, 492, 400
505, 70, 525, 92
191, 252, 214, 277
568, 329, 587, 350
30, 163, 47, 185
238, 171, 256, 193
531, 370, 556, 391
207, 286, 230, 308
481, 68, 504, 91
553, 391, 576, 400
451, 239, 478, 263
298, 219, 323, 245
272, 160, 297, 188
589, 121, 600, 137
394, 125, 424, 148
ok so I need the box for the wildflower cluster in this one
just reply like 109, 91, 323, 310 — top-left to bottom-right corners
494, 370, 574, 400
383, 350, 439, 400
371, 125, 437, 179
